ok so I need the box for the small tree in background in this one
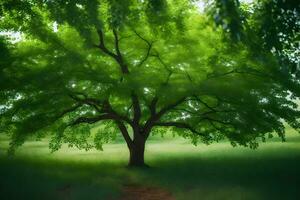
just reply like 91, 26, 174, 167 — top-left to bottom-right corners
0, 0, 299, 167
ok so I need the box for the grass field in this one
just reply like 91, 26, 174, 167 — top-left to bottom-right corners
0, 130, 300, 200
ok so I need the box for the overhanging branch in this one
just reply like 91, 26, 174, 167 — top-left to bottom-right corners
133, 30, 153, 67
207, 68, 273, 79
156, 97, 187, 118
69, 93, 102, 113
191, 95, 218, 112
150, 51, 173, 85
199, 117, 233, 126
95, 29, 129, 74
96, 29, 118, 59
69, 93, 133, 125
153, 121, 206, 136
69, 114, 116, 126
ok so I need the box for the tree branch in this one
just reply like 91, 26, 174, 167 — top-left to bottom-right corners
96, 29, 118, 59
116, 120, 133, 148
95, 29, 129, 74
142, 96, 187, 137
112, 29, 129, 74
199, 117, 233, 126
133, 30, 153, 67
126, 103, 133, 117
69, 94, 133, 125
131, 93, 141, 125
192, 95, 217, 112
69, 114, 116, 126
207, 68, 273, 79
156, 97, 187, 118
153, 121, 206, 136
69, 93, 102, 113
208, 120, 223, 132
56, 103, 82, 119
150, 52, 173, 85
149, 96, 158, 116
102, 100, 133, 125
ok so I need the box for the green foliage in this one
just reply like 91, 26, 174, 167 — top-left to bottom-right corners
93, 121, 118, 151
208, 0, 300, 76
208, 0, 244, 40
0, 0, 299, 155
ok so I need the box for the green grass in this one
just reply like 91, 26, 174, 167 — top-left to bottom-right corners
0, 132, 300, 200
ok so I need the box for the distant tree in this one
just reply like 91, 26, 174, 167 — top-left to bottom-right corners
0, 0, 299, 167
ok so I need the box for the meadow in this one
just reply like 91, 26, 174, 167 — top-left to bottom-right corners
0, 130, 300, 200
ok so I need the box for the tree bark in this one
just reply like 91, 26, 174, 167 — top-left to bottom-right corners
128, 136, 147, 167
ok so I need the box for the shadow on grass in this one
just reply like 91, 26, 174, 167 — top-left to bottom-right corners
136, 154, 300, 200
0, 157, 126, 200
0, 147, 299, 200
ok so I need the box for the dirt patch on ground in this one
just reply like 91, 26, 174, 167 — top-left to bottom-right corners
120, 184, 175, 200
56, 184, 72, 200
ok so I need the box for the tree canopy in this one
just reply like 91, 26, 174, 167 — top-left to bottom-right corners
209, 0, 299, 73
0, 0, 299, 166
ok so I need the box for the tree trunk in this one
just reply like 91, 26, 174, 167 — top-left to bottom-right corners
128, 137, 147, 167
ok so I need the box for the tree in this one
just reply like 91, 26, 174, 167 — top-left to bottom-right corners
1, 0, 299, 167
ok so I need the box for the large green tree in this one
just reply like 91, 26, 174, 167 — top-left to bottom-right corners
1, 0, 299, 167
